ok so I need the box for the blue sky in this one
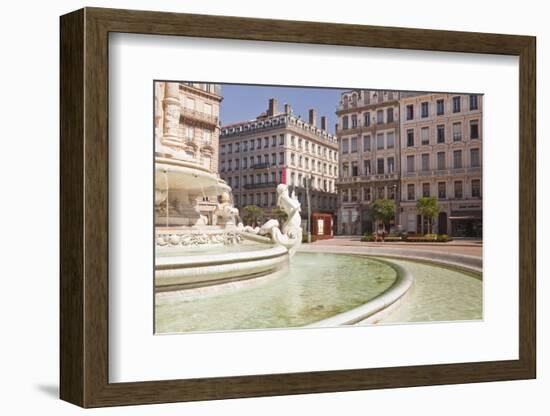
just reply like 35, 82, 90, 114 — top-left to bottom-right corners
219, 84, 347, 134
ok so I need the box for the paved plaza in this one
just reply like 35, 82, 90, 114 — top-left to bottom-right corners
306, 236, 482, 258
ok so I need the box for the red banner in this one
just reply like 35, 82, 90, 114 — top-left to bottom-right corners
281, 167, 286, 184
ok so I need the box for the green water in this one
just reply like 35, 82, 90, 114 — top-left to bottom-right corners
378, 259, 482, 324
155, 253, 483, 334
155, 252, 397, 333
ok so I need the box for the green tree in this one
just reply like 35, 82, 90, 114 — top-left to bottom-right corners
242, 205, 264, 226
416, 196, 440, 234
370, 198, 396, 230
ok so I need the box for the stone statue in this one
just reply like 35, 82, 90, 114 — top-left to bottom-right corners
245, 184, 302, 256
187, 194, 208, 226
213, 191, 239, 227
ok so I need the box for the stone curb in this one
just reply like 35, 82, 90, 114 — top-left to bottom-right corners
306, 260, 413, 327
302, 245, 482, 327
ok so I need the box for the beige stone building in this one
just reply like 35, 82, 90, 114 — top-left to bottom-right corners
399, 93, 482, 236
219, 98, 339, 236
154, 81, 222, 172
154, 82, 224, 225
335, 90, 402, 235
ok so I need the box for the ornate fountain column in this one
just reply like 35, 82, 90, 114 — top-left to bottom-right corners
154, 82, 165, 137
162, 82, 181, 141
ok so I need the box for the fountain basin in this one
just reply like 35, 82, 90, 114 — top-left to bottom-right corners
155, 253, 400, 333
155, 157, 229, 194
155, 252, 482, 334
305, 259, 412, 327
155, 244, 289, 292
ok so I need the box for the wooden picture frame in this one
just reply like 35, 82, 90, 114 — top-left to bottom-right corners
60, 7, 536, 408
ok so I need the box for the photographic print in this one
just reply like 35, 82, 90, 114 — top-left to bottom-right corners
154, 82, 483, 334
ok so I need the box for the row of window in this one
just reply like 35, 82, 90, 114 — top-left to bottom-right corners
339, 179, 481, 203
341, 131, 396, 154
405, 95, 479, 121
221, 115, 335, 142
221, 153, 285, 171
406, 180, 481, 200
220, 153, 337, 176
289, 136, 337, 161
341, 185, 397, 203
237, 192, 337, 210
406, 120, 480, 146
406, 148, 480, 172
221, 134, 285, 154
287, 174, 334, 192
290, 154, 337, 175
340, 147, 480, 178
181, 82, 220, 96
221, 116, 288, 135
224, 172, 335, 193
180, 93, 215, 115
341, 107, 395, 130
179, 125, 213, 143
342, 157, 396, 177
226, 171, 280, 187
221, 135, 337, 162
341, 90, 396, 108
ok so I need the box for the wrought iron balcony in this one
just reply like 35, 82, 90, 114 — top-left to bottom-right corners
336, 173, 398, 184
243, 181, 279, 189
404, 167, 480, 178
251, 162, 270, 170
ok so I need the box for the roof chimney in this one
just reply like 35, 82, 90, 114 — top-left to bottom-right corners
321, 116, 327, 131
284, 103, 292, 114
308, 109, 317, 127
268, 98, 278, 116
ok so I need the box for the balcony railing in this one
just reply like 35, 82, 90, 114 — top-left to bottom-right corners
336, 97, 398, 113
336, 173, 398, 183
372, 173, 398, 180
337, 120, 398, 134
181, 107, 219, 126
251, 162, 270, 170
243, 181, 279, 190
404, 167, 480, 178
336, 101, 359, 111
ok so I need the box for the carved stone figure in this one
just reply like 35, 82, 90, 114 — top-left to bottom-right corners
186, 194, 208, 226
213, 192, 239, 227
155, 231, 242, 247
244, 184, 302, 256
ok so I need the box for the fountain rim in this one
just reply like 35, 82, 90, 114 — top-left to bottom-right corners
155, 251, 482, 332
300, 249, 481, 328
155, 244, 288, 269
305, 257, 413, 328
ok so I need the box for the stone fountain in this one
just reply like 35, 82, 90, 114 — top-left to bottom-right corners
154, 81, 301, 294
155, 159, 301, 293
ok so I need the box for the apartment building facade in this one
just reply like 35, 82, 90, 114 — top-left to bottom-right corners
335, 90, 402, 235
399, 93, 483, 237
219, 98, 339, 237
154, 82, 223, 225
154, 81, 223, 172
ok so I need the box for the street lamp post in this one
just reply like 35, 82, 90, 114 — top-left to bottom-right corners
393, 183, 400, 230
305, 176, 312, 243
